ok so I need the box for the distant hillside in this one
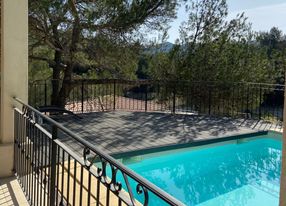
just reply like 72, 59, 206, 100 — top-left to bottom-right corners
145, 42, 174, 54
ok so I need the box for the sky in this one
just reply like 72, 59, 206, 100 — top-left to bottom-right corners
167, 0, 286, 43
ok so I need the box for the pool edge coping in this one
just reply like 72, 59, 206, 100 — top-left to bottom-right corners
111, 130, 274, 159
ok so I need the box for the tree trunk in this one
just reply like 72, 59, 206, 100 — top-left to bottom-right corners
50, 53, 75, 108
51, 0, 80, 108
56, 64, 74, 108
51, 50, 62, 106
279, 71, 286, 206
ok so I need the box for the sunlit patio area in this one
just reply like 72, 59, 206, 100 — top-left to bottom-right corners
0, 177, 29, 206
53, 111, 282, 156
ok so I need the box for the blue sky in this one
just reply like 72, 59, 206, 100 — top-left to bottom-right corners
167, 0, 286, 43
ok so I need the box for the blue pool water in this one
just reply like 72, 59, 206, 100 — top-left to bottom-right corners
110, 134, 282, 206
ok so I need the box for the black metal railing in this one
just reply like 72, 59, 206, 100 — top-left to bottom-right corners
29, 79, 285, 122
14, 97, 185, 206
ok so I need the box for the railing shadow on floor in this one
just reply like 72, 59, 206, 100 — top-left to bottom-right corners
13, 97, 185, 206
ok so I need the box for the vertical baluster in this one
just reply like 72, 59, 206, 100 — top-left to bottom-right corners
49, 125, 58, 206
66, 155, 71, 205
43, 134, 47, 205
28, 121, 32, 202
56, 146, 60, 205
73, 160, 77, 206
60, 149, 65, 205
79, 166, 84, 205
96, 178, 101, 206
35, 127, 40, 206
81, 80, 84, 113
113, 80, 116, 110
208, 85, 212, 115
87, 173, 92, 206
40, 132, 44, 206
106, 188, 110, 206
172, 83, 176, 114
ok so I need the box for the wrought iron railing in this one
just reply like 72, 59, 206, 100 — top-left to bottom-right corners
14, 97, 185, 206
29, 79, 285, 121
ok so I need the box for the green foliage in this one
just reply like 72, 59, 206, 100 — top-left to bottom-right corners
257, 27, 286, 84
81, 35, 141, 79
29, 0, 179, 106
29, 61, 51, 81
136, 56, 150, 79
29, 46, 53, 81
140, 0, 284, 115
147, 0, 275, 85
29, 0, 286, 111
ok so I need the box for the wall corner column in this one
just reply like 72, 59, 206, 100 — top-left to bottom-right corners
0, 0, 28, 177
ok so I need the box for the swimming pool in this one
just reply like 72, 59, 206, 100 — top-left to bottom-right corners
113, 132, 282, 206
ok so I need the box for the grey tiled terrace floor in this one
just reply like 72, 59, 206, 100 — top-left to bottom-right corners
52, 111, 282, 155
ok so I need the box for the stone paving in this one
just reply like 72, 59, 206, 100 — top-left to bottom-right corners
52, 111, 283, 156
0, 177, 29, 206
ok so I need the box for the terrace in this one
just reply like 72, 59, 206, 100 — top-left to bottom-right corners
31, 79, 284, 156
2, 78, 286, 206
0, 1, 286, 206
7, 79, 282, 206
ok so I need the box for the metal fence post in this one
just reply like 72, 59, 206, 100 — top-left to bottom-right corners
44, 80, 47, 107
172, 84, 176, 114
81, 80, 84, 113
145, 85, 148, 112
259, 84, 262, 119
232, 86, 235, 117
208, 86, 212, 115
113, 80, 116, 110
49, 125, 58, 206
246, 85, 249, 118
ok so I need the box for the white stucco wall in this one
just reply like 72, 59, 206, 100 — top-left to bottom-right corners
0, 0, 28, 177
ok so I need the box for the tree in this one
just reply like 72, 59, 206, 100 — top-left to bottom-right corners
29, 0, 179, 107
257, 27, 286, 84
148, 0, 273, 84
146, 0, 275, 115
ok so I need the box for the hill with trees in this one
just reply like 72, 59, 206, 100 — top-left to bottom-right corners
28, 0, 286, 107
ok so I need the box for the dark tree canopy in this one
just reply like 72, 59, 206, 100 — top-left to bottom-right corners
257, 27, 286, 84
29, 0, 179, 106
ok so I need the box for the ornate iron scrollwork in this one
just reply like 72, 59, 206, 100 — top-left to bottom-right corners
83, 147, 124, 193
136, 183, 149, 206
83, 147, 92, 168
22, 105, 43, 124
101, 160, 123, 193
110, 167, 122, 193
83, 147, 98, 170
22, 105, 28, 116
13, 98, 183, 206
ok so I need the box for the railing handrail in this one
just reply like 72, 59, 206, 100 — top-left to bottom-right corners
29, 78, 285, 88
14, 97, 185, 206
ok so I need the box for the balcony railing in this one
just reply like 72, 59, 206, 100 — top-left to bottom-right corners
29, 79, 284, 121
13, 97, 185, 206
